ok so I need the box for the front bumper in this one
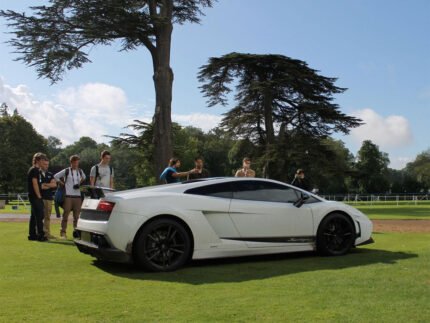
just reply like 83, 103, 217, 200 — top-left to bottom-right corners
356, 237, 374, 246
74, 230, 132, 263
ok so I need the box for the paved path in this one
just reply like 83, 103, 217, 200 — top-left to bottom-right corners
372, 219, 430, 233
0, 213, 62, 222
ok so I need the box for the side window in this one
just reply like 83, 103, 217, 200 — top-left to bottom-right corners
184, 182, 233, 199
232, 181, 299, 203
305, 196, 320, 204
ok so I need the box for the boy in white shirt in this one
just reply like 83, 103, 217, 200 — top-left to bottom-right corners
90, 150, 114, 189
54, 155, 86, 239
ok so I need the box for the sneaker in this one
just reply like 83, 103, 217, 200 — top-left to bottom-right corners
28, 236, 38, 241
46, 234, 57, 240
38, 236, 48, 242
60, 233, 67, 240
56, 214, 61, 218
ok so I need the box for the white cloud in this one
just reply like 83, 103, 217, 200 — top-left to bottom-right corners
172, 113, 222, 132
390, 156, 414, 170
0, 78, 223, 146
57, 83, 129, 126
350, 108, 413, 148
0, 78, 132, 145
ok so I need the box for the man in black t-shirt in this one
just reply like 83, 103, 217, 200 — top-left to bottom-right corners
27, 153, 48, 241
188, 157, 210, 180
291, 169, 311, 191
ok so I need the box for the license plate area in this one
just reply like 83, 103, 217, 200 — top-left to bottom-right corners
81, 231, 91, 243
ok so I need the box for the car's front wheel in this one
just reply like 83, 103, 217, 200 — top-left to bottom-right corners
134, 218, 192, 272
316, 213, 356, 256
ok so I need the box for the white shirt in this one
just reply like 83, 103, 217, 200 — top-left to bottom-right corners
54, 167, 86, 197
90, 163, 114, 188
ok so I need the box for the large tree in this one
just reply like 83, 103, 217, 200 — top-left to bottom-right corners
405, 149, 430, 192
354, 140, 390, 193
198, 52, 362, 177
0, 111, 47, 193
1, 0, 214, 178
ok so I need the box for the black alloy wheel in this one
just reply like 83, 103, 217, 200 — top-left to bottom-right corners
135, 218, 192, 272
317, 213, 356, 256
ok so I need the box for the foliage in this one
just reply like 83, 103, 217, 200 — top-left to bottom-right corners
50, 136, 104, 176
112, 121, 237, 185
46, 136, 62, 159
0, 112, 47, 193
387, 168, 422, 193
405, 149, 430, 192
0, 102, 9, 116
0, 109, 427, 194
0, 0, 215, 179
198, 52, 362, 177
0, 0, 214, 83
354, 140, 390, 193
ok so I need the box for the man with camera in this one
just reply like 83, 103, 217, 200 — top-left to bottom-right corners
54, 155, 86, 239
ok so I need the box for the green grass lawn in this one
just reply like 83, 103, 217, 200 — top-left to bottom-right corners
0, 203, 59, 215
355, 205, 430, 220
0, 204, 32, 214
0, 223, 429, 322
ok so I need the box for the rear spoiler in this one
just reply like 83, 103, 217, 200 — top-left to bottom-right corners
81, 185, 116, 199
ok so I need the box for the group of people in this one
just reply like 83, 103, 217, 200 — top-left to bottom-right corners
27, 150, 114, 241
159, 156, 310, 189
159, 156, 256, 184
28, 151, 309, 241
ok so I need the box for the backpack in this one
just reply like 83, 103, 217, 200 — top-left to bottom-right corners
54, 187, 65, 208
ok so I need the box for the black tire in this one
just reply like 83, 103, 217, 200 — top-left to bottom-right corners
316, 213, 356, 256
134, 218, 192, 272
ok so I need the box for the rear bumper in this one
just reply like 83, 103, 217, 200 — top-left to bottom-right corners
74, 230, 132, 264
356, 237, 374, 246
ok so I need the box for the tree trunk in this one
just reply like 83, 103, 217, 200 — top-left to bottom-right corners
152, 63, 173, 180
151, 1, 174, 181
262, 88, 275, 178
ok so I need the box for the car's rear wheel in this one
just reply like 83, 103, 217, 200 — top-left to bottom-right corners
317, 213, 356, 256
134, 218, 192, 272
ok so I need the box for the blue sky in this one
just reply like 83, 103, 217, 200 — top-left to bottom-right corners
1, 0, 429, 169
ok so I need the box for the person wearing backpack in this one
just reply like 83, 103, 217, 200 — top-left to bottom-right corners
90, 150, 114, 189
54, 155, 86, 239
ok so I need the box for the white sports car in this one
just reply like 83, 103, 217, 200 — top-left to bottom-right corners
74, 177, 373, 272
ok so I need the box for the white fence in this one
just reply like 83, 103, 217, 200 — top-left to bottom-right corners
321, 194, 430, 206
0, 193, 29, 209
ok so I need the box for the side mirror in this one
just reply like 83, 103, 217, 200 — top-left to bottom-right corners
294, 193, 310, 208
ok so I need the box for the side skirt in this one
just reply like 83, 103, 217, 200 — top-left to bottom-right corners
220, 236, 315, 243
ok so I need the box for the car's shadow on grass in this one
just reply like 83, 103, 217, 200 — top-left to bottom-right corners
47, 239, 75, 246
92, 246, 417, 285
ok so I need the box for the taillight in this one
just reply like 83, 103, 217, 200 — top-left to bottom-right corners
96, 201, 115, 213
